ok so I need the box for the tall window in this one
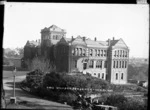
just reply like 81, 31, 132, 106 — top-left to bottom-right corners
122, 61, 124, 68
90, 49, 93, 56
95, 49, 97, 56
113, 60, 115, 68
102, 73, 104, 79
125, 61, 127, 68
125, 51, 128, 57
101, 50, 103, 56
96, 60, 100, 68
123, 51, 124, 57
100, 60, 102, 68
98, 50, 100, 56
116, 73, 118, 80
75, 48, 77, 56
118, 50, 119, 57
72, 49, 75, 55
79, 48, 82, 56
83, 49, 86, 56
89, 60, 94, 68
116, 61, 118, 68
75, 60, 77, 68
114, 51, 116, 57
121, 73, 123, 80
104, 50, 106, 57
120, 61, 121, 68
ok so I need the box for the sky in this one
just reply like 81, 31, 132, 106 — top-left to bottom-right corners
3, 3, 149, 58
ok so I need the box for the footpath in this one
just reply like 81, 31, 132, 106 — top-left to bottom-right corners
3, 75, 73, 110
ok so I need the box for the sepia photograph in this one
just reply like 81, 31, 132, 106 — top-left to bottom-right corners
2, 2, 149, 110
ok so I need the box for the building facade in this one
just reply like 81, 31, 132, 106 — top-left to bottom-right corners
23, 25, 129, 84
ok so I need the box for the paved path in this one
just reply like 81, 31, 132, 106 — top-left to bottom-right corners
3, 75, 73, 110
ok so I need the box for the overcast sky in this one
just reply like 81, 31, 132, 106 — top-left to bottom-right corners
3, 3, 149, 58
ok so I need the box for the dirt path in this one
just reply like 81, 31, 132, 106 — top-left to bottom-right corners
3, 75, 73, 110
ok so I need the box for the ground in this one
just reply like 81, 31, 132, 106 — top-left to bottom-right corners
3, 70, 73, 110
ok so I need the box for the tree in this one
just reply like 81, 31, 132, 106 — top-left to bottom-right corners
31, 57, 56, 73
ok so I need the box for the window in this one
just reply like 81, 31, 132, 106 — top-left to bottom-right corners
125, 61, 127, 68
121, 73, 123, 80
114, 51, 116, 57
94, 73, 96, 75
98, 73, 100, 78
104, 50, 106, 56
122, 61, 124, 68
98, 50, 100, 56
118, 50, 119, 57
104, 61, 107, 68
90, 49, 93, 56
75, 60, 77, 68
123, 51, 124, 57
116, 61, 118, 68
125, 51, 128, 57
101, 50, 103, 56
102, 73, 104, 79
83, 49, 86, 56
113, 60, 115, 68
79, 48, 82, 56
95, 49, 97, 56
72, 49, 75, 55
100, 61, 102, 68
116, 73, 118, 80
120, 50, 122, 57
75, 48, 78, 56
89, 60, 94, 68
96, 60, 100, 68
120, 61, 121, 68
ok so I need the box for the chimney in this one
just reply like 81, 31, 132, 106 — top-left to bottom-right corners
83, 37, 86, 41
108, 39, 110, 46
94, 37, 97, 41
113, 37, 115, 40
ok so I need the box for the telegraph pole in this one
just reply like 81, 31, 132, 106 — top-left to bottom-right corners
10, 66, 16, 104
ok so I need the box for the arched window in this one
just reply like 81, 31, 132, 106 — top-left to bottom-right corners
121, 73, 123, 80
102, 73, 104, 79
116, 73, 118, 80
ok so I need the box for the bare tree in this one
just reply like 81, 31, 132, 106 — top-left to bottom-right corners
31, 57, 56, 73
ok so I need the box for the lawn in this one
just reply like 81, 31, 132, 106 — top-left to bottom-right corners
3, 70, 29, 78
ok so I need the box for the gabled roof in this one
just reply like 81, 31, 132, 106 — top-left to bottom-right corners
111, 38, 128, 48
41, 25, 66, 33
85, 39, 108, 47
26, 40, 40, 47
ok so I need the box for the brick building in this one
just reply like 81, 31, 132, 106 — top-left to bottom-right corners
23, 25, 129, 84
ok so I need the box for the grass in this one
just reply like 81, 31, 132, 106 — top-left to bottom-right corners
3, 70, 29, 78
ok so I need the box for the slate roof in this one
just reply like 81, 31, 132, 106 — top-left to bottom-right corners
110, 40, 119, 46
